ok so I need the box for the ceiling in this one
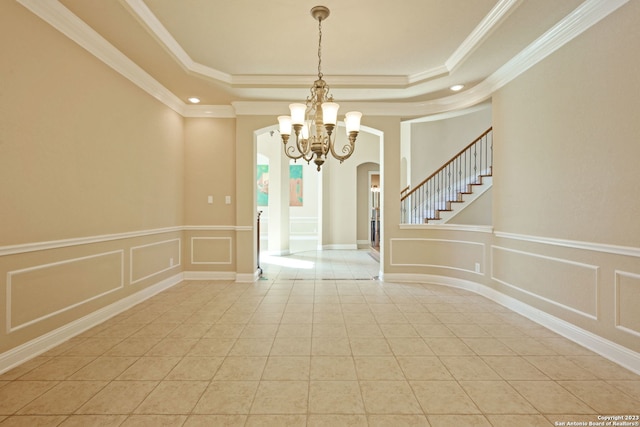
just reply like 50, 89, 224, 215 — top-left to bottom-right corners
19, 0, 625, 119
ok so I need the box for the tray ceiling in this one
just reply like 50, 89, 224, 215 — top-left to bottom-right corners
18, 0, 627, 117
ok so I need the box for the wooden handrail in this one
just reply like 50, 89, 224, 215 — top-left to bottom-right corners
401, 127, 492, 202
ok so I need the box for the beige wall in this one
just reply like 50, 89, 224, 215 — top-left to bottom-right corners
0, 2, 184, 246
234, 116, 277, 276
0, 3, 184, 355
374, 116, 403, 276
182, 118, 239, 273
493, 8, 640, 247
2, 0, 639, 371
0, 231, 182, 354
385, 1, 640, 358
410, 106, 492, 186
357, 163, 380, 246
448, 188, 493, 226
490, 0, 640, 352
184, 118, 236, 226
324, 130, 381, 248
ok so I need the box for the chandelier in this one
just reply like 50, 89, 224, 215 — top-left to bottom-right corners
277, 6, 362, 172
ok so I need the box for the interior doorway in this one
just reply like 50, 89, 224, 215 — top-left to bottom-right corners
256, 130, 320, 256
369, 172, 381, 251
256, 125, 382, 257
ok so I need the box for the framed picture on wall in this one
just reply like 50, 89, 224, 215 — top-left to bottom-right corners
256, 164, 303, 207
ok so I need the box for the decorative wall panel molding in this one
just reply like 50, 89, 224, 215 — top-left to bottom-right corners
492, 245, 599, 319
190, 237, 233, 265
390, 238, 485, 274
1, 273, 182, 375
6, 250, 124, 333
130, 238, 181, 284
615, 270, 640, 337
380, 271, 640, 375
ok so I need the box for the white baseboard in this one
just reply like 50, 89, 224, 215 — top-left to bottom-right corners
381, 272, 640, 375
0, 272, 183, 375
182, 270, 258, 283
0, 268, 263, 374
8, 268, 637, 376
260, 249, 291, 256
182, 271, 237, 281
236, 271, 261, 283
321, 244, 359, 250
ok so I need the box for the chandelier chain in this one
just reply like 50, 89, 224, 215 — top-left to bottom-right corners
317, 17, 323, 79
276, 6, 361, 172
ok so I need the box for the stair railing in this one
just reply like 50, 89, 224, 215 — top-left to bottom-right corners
401, 127, 493, 224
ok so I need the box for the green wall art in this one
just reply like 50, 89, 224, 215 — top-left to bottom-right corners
256, 164, 303, 207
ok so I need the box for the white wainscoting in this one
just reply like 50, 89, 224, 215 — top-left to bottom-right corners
0, 273, 182, 375
491, 245, 599, 320
389, 237, 485, 275
130, 238, 181, 284
615, 270, 640, 338
190, 237, 233, 265
0, 226, 257, 374
381, 270, 640, 375
6, 250, 124, 333
384, 230, 640, 375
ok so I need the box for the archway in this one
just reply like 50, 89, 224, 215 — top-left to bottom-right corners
254, 123, 383, 256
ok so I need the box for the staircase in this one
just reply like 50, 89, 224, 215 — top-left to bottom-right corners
401, 128, 493, 224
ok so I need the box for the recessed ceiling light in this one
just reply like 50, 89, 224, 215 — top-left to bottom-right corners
449, 84, 464, 92
188, 97, 201, 104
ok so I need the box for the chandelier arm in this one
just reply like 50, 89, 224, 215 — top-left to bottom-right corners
283, 145, 305, 161
294, 134, 314, 164
281, 135, 305, 160
321, 135, 330, 157
303, 153, 315, 165
306, 142, 319, 166
276, 6, 362, 172
328, 132, 359, 163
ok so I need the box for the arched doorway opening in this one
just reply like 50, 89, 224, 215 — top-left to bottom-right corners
255, 124, 382, 258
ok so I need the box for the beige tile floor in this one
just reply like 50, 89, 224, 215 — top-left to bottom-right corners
1, 250, 639, 426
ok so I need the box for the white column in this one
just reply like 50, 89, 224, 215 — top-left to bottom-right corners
267, 154, 290, 255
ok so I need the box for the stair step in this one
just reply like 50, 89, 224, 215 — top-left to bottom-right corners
401, 127, 493, 225
414, 175, 493, 224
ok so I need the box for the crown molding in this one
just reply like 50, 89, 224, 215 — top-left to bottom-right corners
444, 0, 520, 74
231, 91, 492, 117
406, 65, 450, 85
403, 102, 492, 124
231, 74, 411, 88
18, 0, 629, 119
212, 0, 631, 118
123, 0, 510, 88
17, 0, 186, 115
182, 105, 236, 118
123, 0, 234, 84
481, 0, 629, 93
